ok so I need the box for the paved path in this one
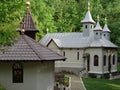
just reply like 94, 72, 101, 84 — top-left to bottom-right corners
67, 75, 86, 90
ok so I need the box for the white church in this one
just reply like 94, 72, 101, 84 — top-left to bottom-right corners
40, 3, 118, 78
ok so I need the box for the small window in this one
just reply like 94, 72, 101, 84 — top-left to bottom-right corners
85, 25, 87, 29
13, 63, 23, 83
113, 55, 115, 65
108, 55, 111, 64
103, 55, 106, 66
77, 52, 79, 60
94, 55, 99, 66
91, 25, 92, 29
104, 34, 106, 36
96, 33, 98, 35
63, 51, 65, 56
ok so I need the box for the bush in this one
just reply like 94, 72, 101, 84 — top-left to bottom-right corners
0, 85, 5, 90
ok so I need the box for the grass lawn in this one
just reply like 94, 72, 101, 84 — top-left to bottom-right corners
83, 78, 120, 90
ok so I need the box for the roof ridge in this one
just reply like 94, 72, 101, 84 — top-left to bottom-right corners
23, 35, 66, 60
22, 35, 44, 60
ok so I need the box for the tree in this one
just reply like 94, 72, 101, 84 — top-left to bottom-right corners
30, 0, 56, 40
0, 0, 24, 46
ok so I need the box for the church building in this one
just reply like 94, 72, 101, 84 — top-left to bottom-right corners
0, 2, 65, 90
40, 3, 118, 78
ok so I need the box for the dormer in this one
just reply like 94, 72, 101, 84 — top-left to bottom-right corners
93, 22, 102, 40
102, 19, 111, 40
81, 2, 95, 37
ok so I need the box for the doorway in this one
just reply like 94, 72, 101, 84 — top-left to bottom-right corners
87, 54, 90, 71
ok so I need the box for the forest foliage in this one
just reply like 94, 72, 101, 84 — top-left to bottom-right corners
0, 0, 120, 53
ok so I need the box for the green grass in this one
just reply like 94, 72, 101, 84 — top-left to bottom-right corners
0, 86, 5, 90
83, 78, 120, 90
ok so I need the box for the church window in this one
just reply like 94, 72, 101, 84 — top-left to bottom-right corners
63, 51, 65, 56
91, 25, 92, 29
77, 52, 79, 60
94, 55, 99, 66
103, 55, 106, 66
85, 25, 87, 29
113, 55, 115, 65
13, 63, 23, 83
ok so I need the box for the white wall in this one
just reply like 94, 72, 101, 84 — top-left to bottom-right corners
48, 41, 118, 75
87, 48, 117, 74
103, 49, 118, 73
48, 41, 84, 69
0, 61, 54, 90
87, 48, 103, 74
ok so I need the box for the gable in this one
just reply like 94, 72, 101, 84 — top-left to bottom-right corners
47, 39, 59, 53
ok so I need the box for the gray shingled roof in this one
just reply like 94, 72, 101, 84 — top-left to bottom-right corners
103, 24, 111, 32
81, 11, 95, 24
17, 8, 38, 32
93, 22, 102, 31
40, 32, 118, 48
0, 35, 66, 61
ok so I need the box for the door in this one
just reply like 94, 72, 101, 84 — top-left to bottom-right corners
108, 55, 111, 73
87, 55, 90, 71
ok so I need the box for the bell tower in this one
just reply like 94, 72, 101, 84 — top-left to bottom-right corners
93, 15, 102, 40
17, 1, 38, 40
102, 18, 111, 40
81, 2, 95, 37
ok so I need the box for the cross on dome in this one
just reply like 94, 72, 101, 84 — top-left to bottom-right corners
26, 1, 30, 8
88, 1, 90, 11
97, 15, 100, 22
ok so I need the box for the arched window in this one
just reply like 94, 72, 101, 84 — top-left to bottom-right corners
96, 33, 98, 35
91, 25, 93, 29
108, 55, 111, 72
77, 52, 79, 60
13, 63, 23, 83
103, 55, 106, 66
108, 55, 111, 64
63, 51, 65, 56
85, 25, 87, 29
113, 55, 115, 65
94, 55, 99, 66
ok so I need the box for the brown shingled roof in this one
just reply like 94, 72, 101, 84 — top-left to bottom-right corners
0, 35, 66, 61
18, 8, 38, 32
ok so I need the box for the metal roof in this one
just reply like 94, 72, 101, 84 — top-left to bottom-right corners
89, 37, 118, 48
81, 11, 95, 24
93, 22, 102, 31
17, 8, 38, 32
0, 35, 66, 61
103, 24, 111, 32
40, 32, 118, 48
